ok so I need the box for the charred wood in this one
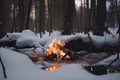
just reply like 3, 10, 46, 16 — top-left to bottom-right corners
64, 38, 97, 52
46, 53, 57, 61
59, 45, 79, 60
64, 37, 120, 53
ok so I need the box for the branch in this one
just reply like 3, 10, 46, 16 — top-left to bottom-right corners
0, 55, 7, 78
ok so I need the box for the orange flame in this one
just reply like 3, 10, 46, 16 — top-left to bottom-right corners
45, 38, 66, 59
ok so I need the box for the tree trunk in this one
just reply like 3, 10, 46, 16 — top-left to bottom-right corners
1, 0, 12, 32
47, 0, 53, 33
25, 0, 32, 29
115, 0, 120, 33
85, 0, 90, 33
94, 0, 106, 36
39, 0, 45, 36
18, 0, 25, 31
62, 0, 75, 35
0, 0, 6, 38
91, 0, 96, 31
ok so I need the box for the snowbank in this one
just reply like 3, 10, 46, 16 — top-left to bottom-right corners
97, 53, 120, 66
16, 30, 42, 48
0, 48, 44, 80
0, 33, 21, 42
0, 60, 3, 80
89, 32, 120, 48
38, 31, 50, 46
0, 48, 120, 80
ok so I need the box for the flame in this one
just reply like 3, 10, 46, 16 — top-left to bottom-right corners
45, 38, 66, 59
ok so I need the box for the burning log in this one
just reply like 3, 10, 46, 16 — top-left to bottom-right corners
44, 38, 80, 61
46, 53, 57, 61
46, 43, 79, 61
59, 46, 79, 60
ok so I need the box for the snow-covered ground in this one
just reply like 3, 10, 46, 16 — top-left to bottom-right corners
96, 53, 120, 67
0, 48, 120, 80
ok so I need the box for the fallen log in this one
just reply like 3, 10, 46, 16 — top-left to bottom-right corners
59, 45, 79, 60
0, 40, 16, 47
64, 37, 98, 52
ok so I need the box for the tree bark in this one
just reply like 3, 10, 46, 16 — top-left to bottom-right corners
25, 0, 32, 29
94, 0, 106, 36
91, 0, 96, 30
39, 0, 45, 36
18, 0, 25, 31
62, 0, 76, 35
0, 0, 6, 38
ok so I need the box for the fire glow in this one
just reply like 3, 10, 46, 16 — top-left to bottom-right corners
45, 65, 61, 71
45, 39, 68, 59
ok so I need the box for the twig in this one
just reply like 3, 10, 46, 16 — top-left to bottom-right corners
0, 55, 7, 78
108, 52, 119, 67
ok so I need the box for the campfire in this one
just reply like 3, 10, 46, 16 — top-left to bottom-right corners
45, 39, 70, 61
28, 38, 79, 61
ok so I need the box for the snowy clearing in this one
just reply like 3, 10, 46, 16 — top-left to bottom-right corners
0, 48, 120, 80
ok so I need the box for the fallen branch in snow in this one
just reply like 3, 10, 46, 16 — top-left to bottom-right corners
108, 53, 120, 67
0, 55, 7, 78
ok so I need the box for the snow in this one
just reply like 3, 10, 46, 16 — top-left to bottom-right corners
0, 33, 21, 42
0, 60, 3, 80
89, 32, 120, 48
38, 31, 50, 46
56, 35, 78, 42
34, 47, 45, 54
56, 32, 89, 43
0, 48, 120, 80
96, 53, 120, 66
17, 48, 35, 54
107, 27, 118, 36
36, 61, 52, 67
105, 33, 119, 46
16, 30, 42, 48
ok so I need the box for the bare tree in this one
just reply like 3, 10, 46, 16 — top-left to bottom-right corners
39, 0, 45, 35
90, 0, 96, 31
25, 0, 32, 29
62, 0, 76, 35
93, 0, 106, 36
0, 0, 6, 38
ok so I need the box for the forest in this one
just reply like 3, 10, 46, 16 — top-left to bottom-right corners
0, 0, 120, 80
0, 0, 119, 37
